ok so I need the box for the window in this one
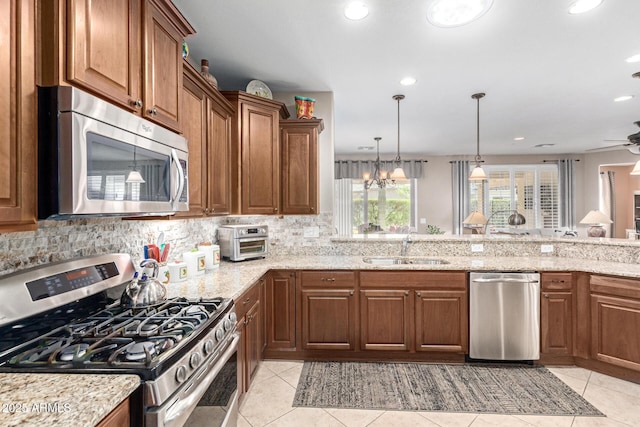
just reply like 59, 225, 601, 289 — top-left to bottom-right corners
470, 164, 560, 230
337, 178, 417, 235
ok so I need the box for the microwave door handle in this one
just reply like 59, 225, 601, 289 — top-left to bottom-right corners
171, 149, 185, 211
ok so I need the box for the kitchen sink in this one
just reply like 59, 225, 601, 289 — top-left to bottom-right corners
362, 256, 450, 265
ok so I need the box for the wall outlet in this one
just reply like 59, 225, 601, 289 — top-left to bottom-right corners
471, 243, 484, 253
541, 244, 554, 253
420, 218, 427, 224
303, 226, 320, 238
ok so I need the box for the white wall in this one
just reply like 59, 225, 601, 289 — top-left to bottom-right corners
271, 91, 334, 214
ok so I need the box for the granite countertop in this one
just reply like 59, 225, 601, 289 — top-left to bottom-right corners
5, 252, 640, 427
167, 254, 640, 300
0, 374, 139, 427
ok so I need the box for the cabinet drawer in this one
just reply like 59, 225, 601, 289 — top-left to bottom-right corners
360, 271, 466, 289
235, 280, 261, 319
301, 271, 356, 287
541, 272, 572, 291
590, 275, 640, 300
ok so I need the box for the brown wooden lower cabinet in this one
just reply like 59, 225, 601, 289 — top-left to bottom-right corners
235, 278, 263, 401
359, 289, 411, 351
96, 397, 129, 427
540, 272, 573, 356
265, 271, 296, 349
590, 275, 640, 372
415, 290, 468, 353
301, 288, 356, 350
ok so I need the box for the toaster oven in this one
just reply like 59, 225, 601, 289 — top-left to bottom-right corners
218, 225, 268, 261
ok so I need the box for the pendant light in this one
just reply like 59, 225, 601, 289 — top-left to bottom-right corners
126, 147, 146, 184
391, 94, 406, 180
363, 137, 392, 189
469, 92, 487, 181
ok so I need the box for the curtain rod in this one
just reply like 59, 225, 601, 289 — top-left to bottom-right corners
335, 159, 428, 162
542, 159, 580, 163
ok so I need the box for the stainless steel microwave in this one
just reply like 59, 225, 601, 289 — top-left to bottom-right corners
38, 86, 188, 219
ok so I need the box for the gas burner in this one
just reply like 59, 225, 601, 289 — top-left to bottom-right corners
125, 341, 156, 361
59, 343, 90, 361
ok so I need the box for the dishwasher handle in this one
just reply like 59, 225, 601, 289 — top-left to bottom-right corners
472, 277, 539, 284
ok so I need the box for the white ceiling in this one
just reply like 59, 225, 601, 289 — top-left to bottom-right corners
174, 0, 640, 157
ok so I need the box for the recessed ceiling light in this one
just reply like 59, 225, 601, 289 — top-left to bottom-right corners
534, 143, 555, 148
344, 2, 369, 20
513, 137, 526, 141
427, 0, 494, 28
400, 77, 417, 86
568, 0, 604, 15
357, 146, 375, 151
614, 95, 634, 102
625, 54, 640, 63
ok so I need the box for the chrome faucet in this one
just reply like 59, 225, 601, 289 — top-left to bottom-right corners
400, 230, 416, 256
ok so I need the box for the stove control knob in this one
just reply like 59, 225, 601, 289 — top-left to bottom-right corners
190, 352, 201, 369
175, 365, 188, 383
215, 328, 225, 342
223, 319, 232, 331
203, 339, 215, 355
229, 312, 237, 323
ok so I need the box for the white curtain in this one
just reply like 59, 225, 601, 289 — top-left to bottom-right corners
334, 179, 353, 236
558, 159, 577, 229
600, 170, 615, 237
451, 160, 470, 235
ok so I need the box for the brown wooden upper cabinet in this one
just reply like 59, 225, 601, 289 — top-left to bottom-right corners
39, 0, 194, 133
178, 61, 234, 217
280, 119, 324, 215
222, 91, 290, 215
0, 0, 37, 232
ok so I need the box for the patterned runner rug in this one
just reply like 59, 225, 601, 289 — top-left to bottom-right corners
293, 361, 603, 416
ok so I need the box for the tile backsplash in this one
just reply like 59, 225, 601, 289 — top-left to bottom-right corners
0, 213, 335, 276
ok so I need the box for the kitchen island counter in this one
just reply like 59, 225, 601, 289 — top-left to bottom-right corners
0, 373, 139, 427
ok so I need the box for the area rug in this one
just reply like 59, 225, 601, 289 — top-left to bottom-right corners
293, 361, 603, 416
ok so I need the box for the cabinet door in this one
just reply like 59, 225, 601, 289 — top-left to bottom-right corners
0, 0, 37, 232
415, 290, 468, 353
266, 271, 296, 349
246, 300, 262, 381
207, 97, 232, 214
143, 1, 182, 132
96, 398, 130, 427
591, 293, 640, 371
360, 290, 411, 351
178, 73, 207, 217
236, 313, 247, 400
280, 122, 319, 214
241, 102, 279, 214
301, 289, 355, 350
541, 291, 573, 355
67, 0, 141, 112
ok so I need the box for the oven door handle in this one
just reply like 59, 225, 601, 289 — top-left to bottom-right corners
235, 237, 267, 243
157, 333, 239, 427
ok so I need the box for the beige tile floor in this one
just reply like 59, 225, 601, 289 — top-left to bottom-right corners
238, 361, 640, 427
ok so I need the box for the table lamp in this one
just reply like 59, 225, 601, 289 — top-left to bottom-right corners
463, 211, 488, 234
579, 210, 612, 237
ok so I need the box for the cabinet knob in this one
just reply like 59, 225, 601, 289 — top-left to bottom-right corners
149, 107, 158, 116
544, 294, 549, 299
243, 298, 251, 305
349, 290, 354, 296
273, 207, 279, 213
131, 98, 143, 109
211, 208, 215, 213
203, 208, 209, 214
405, 291, 411, 296
551, 279, 565, 283
310, 207, 315, 212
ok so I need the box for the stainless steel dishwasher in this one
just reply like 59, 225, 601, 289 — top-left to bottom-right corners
469, 272, 540, 361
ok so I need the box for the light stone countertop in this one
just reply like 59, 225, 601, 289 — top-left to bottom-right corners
0, 373, 140, 427
5, 251, 640, 427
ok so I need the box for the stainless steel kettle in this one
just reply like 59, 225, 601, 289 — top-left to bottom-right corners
121, 259, 167, 308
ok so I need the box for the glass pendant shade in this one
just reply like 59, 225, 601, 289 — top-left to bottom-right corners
391, 167, 406, 179
126, 170, 146, 184
469, 165, 487, 180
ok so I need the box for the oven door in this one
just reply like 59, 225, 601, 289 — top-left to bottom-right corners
146, 334, 239, 427
234, 237, 268, 260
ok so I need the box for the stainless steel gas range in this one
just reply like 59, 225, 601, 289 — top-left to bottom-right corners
0, 254, 238, 427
